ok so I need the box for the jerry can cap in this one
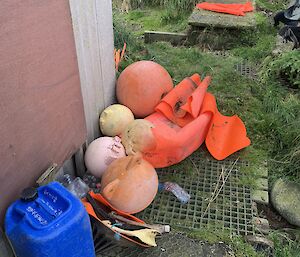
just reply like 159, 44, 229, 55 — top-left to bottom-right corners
21, 187, 38, 202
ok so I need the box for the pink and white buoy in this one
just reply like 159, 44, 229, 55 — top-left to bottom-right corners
84, 136, 126, 178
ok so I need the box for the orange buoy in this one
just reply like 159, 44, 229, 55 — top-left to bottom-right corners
101, 155, 158, 214
116, 61, 173, 118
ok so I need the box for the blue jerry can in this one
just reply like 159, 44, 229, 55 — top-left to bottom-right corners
5, 182, 95, 257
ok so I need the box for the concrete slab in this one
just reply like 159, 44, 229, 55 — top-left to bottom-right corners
256, 178, 269, 191
252, 190, 269, 205
188, 0, 256, 29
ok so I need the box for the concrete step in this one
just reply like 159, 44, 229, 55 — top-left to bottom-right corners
188, 0, 256, 29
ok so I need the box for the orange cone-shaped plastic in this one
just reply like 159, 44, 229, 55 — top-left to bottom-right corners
142, 75, 212, 167
138, 73, 251, 167
101, 155, 158, 214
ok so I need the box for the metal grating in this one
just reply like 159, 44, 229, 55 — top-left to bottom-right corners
235, 62, 257, 79
137, 151, 256, 236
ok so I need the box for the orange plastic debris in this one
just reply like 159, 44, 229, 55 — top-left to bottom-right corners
142, 74, 250, 167
114, 42, 127, 71
196, 2, 254, 16
82, 200, 149, 247
85, 191, 145, 223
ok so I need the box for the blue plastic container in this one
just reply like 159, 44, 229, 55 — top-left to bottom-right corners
5, 182, 95, 257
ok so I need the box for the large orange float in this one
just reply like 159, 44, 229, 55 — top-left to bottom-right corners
116, 61, 173, 118
101, 155, 158, 214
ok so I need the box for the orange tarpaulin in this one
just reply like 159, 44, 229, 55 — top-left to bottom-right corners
196, 2, 254, 16
143, 74, 250, 168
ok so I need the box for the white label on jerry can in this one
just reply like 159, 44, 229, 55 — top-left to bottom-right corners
26, 206, 48, 225
43, 189, 58, 203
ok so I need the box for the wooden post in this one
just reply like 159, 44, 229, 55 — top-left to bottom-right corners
69, 0, 116, 144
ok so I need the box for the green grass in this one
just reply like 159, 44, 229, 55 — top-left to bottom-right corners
143, 0, 198, 13
124, 8, 189, 34
187, 228, 265, 257
256, 0, 289, 11
113, 3, 300, 256
230, 13, 277, 62
270, 231, 300, 257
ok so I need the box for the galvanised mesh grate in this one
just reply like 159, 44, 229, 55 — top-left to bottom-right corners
137, 150, 256, 236
235, 62, 257, 79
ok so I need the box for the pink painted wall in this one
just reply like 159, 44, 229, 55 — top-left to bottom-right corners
0, 0, 86, 223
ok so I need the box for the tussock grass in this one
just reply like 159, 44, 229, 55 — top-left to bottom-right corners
270, 231, 300, 257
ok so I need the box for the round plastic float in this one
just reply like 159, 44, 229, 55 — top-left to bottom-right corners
101, 155, 158, 214
84, 136, 126, 178
116, 61, 173, 118
121, 119, 156, 155
100, 104, 134, 137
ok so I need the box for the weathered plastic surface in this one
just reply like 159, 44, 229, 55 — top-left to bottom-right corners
5, 182, 95, 257
101, 155, 158, 214
116, 61, 173, 118
100, 104, 134, 137
142, 74, 250, 167
122, 120, 157, 155
85, 136, 126, 178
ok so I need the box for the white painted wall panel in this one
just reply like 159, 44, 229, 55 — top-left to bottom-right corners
69, 0, 116, 143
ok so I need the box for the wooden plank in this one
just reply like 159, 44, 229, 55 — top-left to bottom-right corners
144, 31, 187, 45
69, 0, 116, 144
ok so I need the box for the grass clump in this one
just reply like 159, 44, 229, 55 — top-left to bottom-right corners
261, 51, 300, 89
188, 228, 264, 257
270, 231, 300, 257
258, 51, 300, 183
145, 0, 197, 13
187, 227, 232, 244
113, 0, 196, 33
256, 0, 289, 11
230, 13, 277, 62
124, 8, 188, 33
